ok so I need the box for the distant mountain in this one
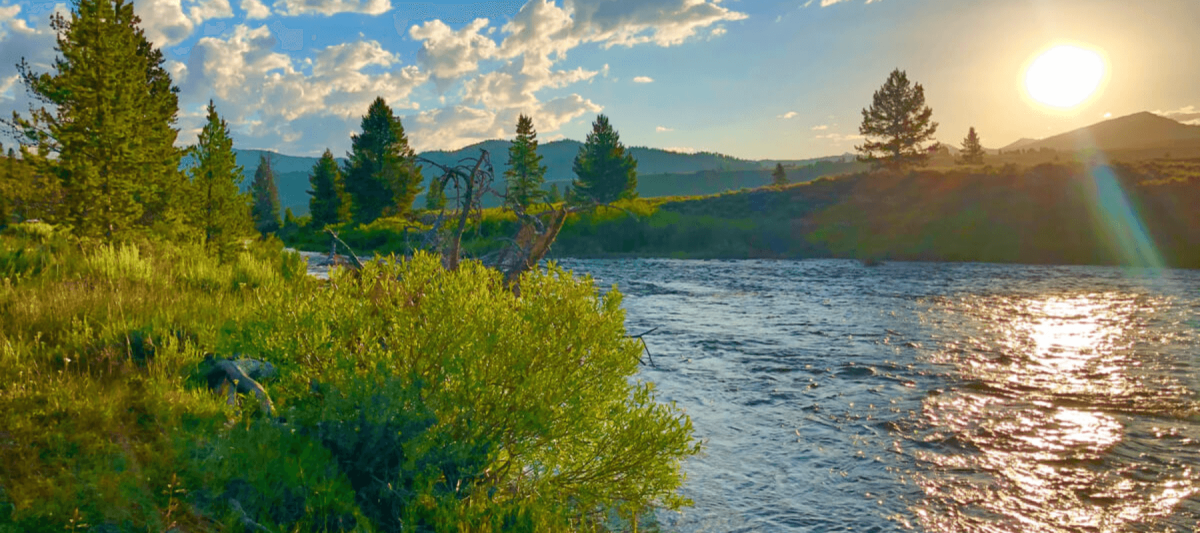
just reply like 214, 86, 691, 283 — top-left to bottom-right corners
758, 153, 858, 168
1000, 138, 1040, 152
417, 140, 763, 182
206, 142, 848, 216
1022, 112, 1200, 152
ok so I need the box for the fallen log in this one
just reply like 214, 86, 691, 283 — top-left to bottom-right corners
202, 355, 276, 416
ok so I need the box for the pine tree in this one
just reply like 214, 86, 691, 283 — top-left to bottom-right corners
249, 153, 282, 235
772, 163, 789, 186
343, 97, 423, 222
856, 69, 939, 170
959, 127, 985, 165
546, 183, 562, 204
188, 101, 251, 257
5, 0, 184, 237
571, 114, 638, 205
504, 114, 548, 211
424, 177, 447, 211
308, 149, 350, 228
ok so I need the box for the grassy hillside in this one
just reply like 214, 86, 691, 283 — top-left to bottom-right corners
551, 159, 1200, 267
287, 159, 1200, 269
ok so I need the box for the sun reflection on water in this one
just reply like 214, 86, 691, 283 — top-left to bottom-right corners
910, 292, 1200, 532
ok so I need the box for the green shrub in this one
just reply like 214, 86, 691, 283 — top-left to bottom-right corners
0, 237, 698, 532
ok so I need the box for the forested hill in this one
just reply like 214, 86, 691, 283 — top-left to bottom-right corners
212, 142, 849, 216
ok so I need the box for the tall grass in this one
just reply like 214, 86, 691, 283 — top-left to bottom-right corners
0, 227, 697, 532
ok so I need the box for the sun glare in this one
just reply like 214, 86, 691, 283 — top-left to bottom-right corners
1024, 45, 1106, 109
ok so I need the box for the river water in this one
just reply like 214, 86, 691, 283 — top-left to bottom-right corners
550, 258, 1200, 532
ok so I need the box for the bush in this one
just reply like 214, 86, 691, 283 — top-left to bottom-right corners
0, 237, 698, 532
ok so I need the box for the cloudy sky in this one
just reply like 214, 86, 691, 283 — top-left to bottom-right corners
1, 0, 1198, 159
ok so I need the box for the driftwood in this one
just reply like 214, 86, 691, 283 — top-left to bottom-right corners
203, 355, 276, 416
630, 327, 659, 367
228, 498, 271, 532
325, 228, 366, 270
412, 150, 633, 293
417, 150, 495, 272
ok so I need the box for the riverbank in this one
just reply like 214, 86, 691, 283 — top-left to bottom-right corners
283, 159, 1200, 269
0, 224, 697, 532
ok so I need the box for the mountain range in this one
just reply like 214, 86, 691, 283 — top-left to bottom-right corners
210, 111, 1198, 217
220, 142, 857, 216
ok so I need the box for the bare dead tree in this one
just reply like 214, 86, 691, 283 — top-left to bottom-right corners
413, 149, 611, 292
417, 150, 496, 271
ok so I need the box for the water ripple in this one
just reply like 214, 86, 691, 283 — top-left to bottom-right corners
557, 258, 1200, 532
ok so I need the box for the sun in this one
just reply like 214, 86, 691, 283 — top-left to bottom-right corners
1024, 45, 1107, 109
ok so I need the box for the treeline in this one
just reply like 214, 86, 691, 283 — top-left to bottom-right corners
0, 0, 287, 258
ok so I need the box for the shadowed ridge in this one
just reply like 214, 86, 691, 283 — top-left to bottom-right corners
1024, 111, 1200, 152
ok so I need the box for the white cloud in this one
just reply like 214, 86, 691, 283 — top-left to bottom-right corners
188, 0, 233, 25
240, 0, 271, 19
633, 76, 654, 83
811, 124, 828, 130
410, 18, 498, 89
135, 0, 197, 47
564, 0, 749, 49
663, 146, 697, 154
1157, 105, 1200, 126
274, 0, 390, 17
173, 25, 427, 153
709, 26, 725, 38
655, 126, 673, 132
392, 0, 744, 150
778, 111, 798, 119
406, 94, 600, 152
0, 5, 59, 121
815, 133, 866, 143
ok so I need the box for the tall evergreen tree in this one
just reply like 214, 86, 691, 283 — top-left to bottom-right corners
188, 101, 251, 257
308, 149, 350, 228
959, 127, 985, 165
856, 69, 939, 170
546, 183, 562, 204
571, 114, 638, 205
772, 163, 789, 186
504, 114, 548, 210
343, 97, 422, 222
5, 0, 184, 237
249, 153, 282, 235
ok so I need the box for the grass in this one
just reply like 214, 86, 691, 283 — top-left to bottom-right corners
0, 222, 698, 532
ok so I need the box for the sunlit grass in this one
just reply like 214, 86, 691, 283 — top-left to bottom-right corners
0, 226, 697, 532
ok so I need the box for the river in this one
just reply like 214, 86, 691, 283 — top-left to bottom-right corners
550, 258, 1200, 532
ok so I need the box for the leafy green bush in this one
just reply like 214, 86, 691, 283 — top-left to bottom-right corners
0, 235, 698, 532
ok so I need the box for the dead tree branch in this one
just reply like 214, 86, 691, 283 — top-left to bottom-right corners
630, 327, 659, 367
325, 228, 365, 270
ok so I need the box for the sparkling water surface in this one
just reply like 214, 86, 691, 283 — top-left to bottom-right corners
551, 258, 1200, 532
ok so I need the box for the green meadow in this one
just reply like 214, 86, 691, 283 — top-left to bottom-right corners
283, 159, 1200, 269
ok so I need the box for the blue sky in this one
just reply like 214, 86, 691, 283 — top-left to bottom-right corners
2, 0, 1198, 159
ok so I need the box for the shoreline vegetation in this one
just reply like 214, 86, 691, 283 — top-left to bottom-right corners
0, 0, 700, 529
0, 225, 699, 532
283, 159, 1200, 270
